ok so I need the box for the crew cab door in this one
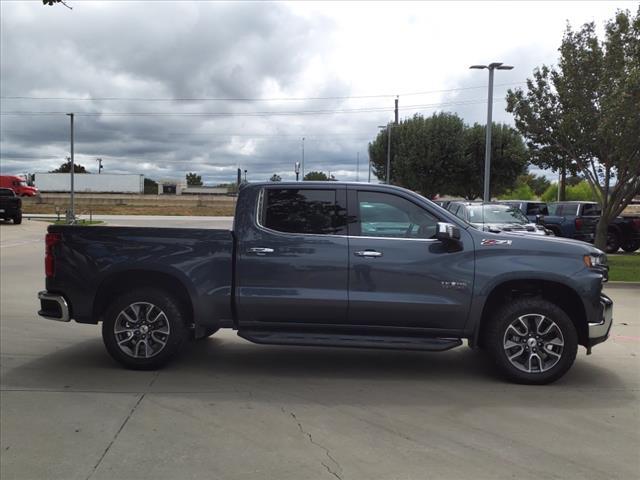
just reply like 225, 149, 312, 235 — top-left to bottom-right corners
347, 188, 474, 331
236, 185, 349, 326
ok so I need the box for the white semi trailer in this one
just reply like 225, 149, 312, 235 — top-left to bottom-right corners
34, 173, 144, 194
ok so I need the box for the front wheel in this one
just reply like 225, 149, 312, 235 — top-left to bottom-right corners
102, 288, 189, 370
485, 298, 578, 384
13, 211, 22, 224
621, 240, 640, 253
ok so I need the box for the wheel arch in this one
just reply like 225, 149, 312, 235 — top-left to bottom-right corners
92, 269, 195, 328
474, 279, 588, 348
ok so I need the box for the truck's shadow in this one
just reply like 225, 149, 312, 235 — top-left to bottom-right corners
1, 335, 630, 408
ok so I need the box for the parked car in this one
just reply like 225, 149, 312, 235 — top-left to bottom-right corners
38, 182, 612, 384
496, 200, 549, 223
0, 188, 23, 224
446, 201, 552, 236
545, 201, 640, 253
0, 175, 39, 197
543, 202, 599, 243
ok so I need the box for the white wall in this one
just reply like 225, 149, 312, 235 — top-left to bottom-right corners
34, 173, 144, 193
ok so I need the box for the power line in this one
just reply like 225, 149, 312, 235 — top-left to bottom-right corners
0, 98, 506, 117
0, 83, 524, 102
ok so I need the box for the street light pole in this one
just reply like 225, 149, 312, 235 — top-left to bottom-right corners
386, 124, 391, 184
301, 137, 305, 180
66, 113, 75, 223
470, 62, 513, 202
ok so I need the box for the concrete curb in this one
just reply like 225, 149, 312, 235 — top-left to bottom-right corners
604, 282, 640, 289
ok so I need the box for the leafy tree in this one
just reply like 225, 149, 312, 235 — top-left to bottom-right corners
449, 123, 528, 199
369, 113, 465, 196
304, 171, 330, 181
541, 181, 598, 202
506, 8, 640, 250
50, 160, 88, 173
186, 172, 203, 186
144, 178, 158, 194
517, 173, 551, 197
42, 0, 72, 9
368, 113, 527, 199
499, 184, 536, 201
269, 174, 282, 182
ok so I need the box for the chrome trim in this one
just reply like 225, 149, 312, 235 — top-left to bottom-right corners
588, 295, 613, 339
355, 250, 383, 257
38, 291, 70, 322
254, 187, 438, 243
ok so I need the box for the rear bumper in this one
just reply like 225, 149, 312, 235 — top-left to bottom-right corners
587, 294, 613, 349
37, 291, 70, 322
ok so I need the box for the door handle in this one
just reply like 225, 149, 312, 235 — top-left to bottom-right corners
354, 250, 383, 258
248, 247, 274, 255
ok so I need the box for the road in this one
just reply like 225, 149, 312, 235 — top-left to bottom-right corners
1, 218, 639, 480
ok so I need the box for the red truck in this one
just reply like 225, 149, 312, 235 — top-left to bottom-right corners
0, 175, 39, 197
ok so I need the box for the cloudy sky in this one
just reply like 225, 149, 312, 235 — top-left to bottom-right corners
0, 0, 635, 184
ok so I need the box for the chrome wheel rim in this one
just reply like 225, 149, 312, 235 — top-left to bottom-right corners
503, 314, 564, 374
114, 302, 170, 359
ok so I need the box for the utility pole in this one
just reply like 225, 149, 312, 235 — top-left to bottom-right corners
368, 154, 371, 183
97, 157, 103, 174
301, 137, 305, 180
356, 152, 360, 182
66, 113, 75, 223
386, 124, 391, 184
470, 62, 514, 202
394, 96, 399, 125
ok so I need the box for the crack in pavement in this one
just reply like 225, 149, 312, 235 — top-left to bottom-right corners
282, 407, 343, 480
85, 372, 159, 480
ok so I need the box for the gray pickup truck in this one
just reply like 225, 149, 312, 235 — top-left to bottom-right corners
38, 182, 613, 384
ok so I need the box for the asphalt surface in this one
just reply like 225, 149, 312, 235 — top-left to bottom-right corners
1, 218, 639, 480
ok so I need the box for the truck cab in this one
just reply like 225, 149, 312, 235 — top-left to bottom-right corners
0, 175, 39, 197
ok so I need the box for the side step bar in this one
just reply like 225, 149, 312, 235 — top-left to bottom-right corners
237, 330, 462, 352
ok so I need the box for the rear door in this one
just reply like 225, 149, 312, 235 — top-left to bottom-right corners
236, 185, 350, 326
347, 188, 474, 332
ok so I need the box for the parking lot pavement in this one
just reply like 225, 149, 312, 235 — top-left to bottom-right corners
1, 219, 639, 480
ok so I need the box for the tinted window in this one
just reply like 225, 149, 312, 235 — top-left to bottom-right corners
263, 188, 344, 235
550, 204, 579, 216
454, 206, 467, 221
357, 191, 438, 239
468, 205, 528, 224
0, 188, 15, 197
526, 203, 548, 215
582, 204, 601, 216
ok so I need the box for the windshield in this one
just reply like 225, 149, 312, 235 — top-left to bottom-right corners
468, 205, 529, 224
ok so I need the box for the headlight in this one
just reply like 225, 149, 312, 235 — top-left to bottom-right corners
583, 253, 607, 268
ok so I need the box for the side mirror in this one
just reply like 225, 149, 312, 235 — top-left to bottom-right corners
535, 214, 544, 225
436, 222, 461, 242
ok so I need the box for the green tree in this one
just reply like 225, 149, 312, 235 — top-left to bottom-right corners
186, 172, 203, 186
304, 171, 330, 181
506, 8, 640, 250
449, 123, 528, 200
144, 178, 158, 194
517, 173, 551, 197
369, 113, 465, 196
499, 184, 536, 201
42, 0, 72, 9
269, 174, 282, 182
50, 160, 88, 173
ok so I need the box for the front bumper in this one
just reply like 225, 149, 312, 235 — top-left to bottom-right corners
587, 294, 613, 349
38, 291, 70, 322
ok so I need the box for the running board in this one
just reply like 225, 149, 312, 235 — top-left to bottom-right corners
237, 330, 462, 352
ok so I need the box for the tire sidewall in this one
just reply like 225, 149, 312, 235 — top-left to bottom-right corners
13, 212, 22, 224
488, 299, 578, 385
102, 288, 188, 370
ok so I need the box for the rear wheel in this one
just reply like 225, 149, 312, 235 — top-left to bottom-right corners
485, 298, 578, 384
606, 230, 621, 254
621, 240, 640, 253
13, 211, 22, 224
102, 288, 188, 370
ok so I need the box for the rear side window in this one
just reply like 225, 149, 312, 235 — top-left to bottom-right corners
262, 188, 345, 235
582, 204, 601, 216
526, 203, 549, 216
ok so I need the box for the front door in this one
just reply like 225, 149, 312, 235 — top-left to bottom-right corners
236, 185, 349, 326
347, 189, 474, 332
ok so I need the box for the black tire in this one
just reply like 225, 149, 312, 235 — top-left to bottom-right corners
102, 288, 189, 370
484, 298, 578, 385
605, 230, 621, 254
621, 240, 640, 253
13, 211, 22, 225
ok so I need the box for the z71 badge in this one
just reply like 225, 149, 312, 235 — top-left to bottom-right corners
481, 239, 512, 246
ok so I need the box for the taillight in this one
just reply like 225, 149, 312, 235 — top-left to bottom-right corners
45, 233, 61, 278
632, 219, 640, 231
575, 218, 583, 230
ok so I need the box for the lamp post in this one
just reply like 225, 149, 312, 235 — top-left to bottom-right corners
469, 62, 513, 202
378, 124, 392, 184
66, 113, 75, 223
301, 137, 305, 180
